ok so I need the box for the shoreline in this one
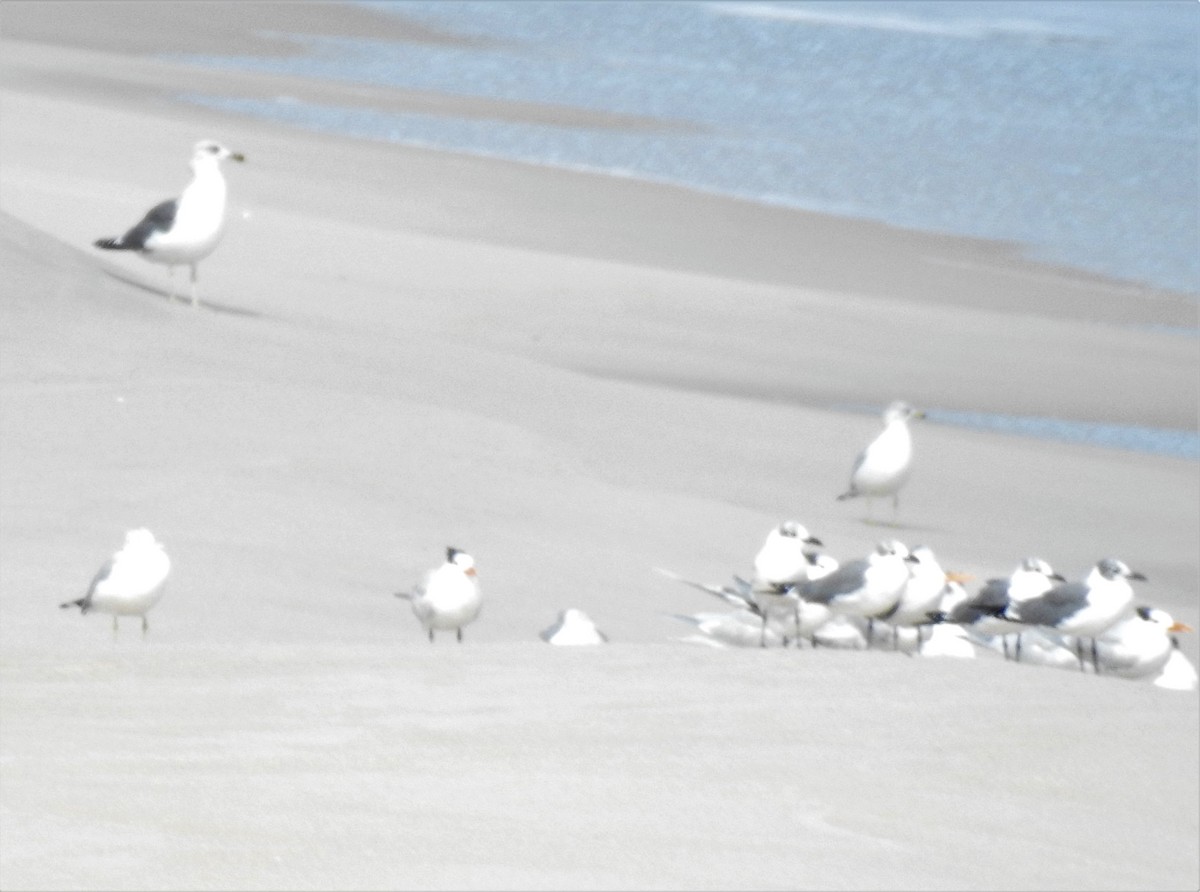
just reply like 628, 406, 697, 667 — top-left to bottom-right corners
1, 6, 1197, 890
2, 4, 1196, 325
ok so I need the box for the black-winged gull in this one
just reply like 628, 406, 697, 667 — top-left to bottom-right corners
1001, 557, 1146, 672
94, 139, 245, 308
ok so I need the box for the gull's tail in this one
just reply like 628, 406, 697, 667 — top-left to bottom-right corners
93, 237, 135, 251
60, 597, 89, 614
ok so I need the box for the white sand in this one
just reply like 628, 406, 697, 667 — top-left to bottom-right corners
1, 3, 1196, 890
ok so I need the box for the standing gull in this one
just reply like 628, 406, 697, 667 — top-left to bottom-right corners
60, 528, 171, 638
749, 521, 824, 647
938, 557, 1065, 659
879, 544, 968, 650
1002, 558, 1146, 672
94, 139, 245, 307
837, 401, 925, 521
396, 547, 482, 643
795, 539, 912, 643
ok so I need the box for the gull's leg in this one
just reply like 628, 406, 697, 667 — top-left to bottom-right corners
1075, 638, 1087, 672
759, 612, 768, 648
189, 263, 199, 308
457, 628, 463, 643
142, 615, 149, 637
427, 627, 434, 643
1090, 638, 1100, 674
112, 615, 119, 640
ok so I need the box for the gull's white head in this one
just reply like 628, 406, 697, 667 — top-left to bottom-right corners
123, 528, 160, 549
883, 401, 925, 425
874, 539, 909, 560
1094, 557, 1146, 583
191, 139, 246, 168
774, 520, 822, 546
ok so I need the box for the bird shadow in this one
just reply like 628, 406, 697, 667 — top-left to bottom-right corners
858, 517, 948, 536
99, 267, 265, 319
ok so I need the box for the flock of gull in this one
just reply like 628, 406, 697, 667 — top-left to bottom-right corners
63, 139, 1196, 691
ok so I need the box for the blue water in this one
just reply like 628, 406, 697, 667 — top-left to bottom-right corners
170, 0, 1199, 296
165, 0, 1199, 459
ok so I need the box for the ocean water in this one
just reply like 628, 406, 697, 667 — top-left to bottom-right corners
170, 0, 1199, 296
166, 0, 1199, 459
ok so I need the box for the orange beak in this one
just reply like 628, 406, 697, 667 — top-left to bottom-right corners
465, 567, 478, 578
945, 571, 973, 584
1168, 621, 1193, 633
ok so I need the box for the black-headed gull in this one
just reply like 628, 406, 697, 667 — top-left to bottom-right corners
795, 539, 911, 643
1002, 558, 1146, 672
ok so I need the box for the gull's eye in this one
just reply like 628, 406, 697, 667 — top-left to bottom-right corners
207, 144, 220, 154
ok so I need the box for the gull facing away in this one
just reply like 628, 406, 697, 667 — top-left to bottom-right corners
837, 401, 925, 521
1001, 558, 1146, 672
396, 547, 482, 643
94, 139, 245, 307
60, 528, 171, 638
540, 608, 609, 645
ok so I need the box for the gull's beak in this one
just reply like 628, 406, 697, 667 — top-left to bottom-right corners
465, 567, 478, 578
1168, 621, 1193, 633
231, 152, 246, 162
945, 571, 973, 584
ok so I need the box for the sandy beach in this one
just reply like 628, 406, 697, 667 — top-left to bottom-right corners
1, 3, 1197, 890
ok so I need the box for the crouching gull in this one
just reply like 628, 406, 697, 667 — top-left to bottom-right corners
94, 139, 245, 307
540, 608, 609, 645
60, 528, 171, 638
395, 547, 482, 643
1073, 606, 1192, 682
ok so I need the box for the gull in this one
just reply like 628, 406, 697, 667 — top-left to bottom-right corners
879, 544, 968, 650
1071, 606, 1192, 682
1002, 558, 1146, 672
937, 557, 1065, 660
836, 401, 925, 521
94, 139, 245, 307
748, 521, 824, 646
752, 520, 824, 588
540, 608, 609, 645
60, 528, 171, 638
795, 539, 912, 644
396, 547, 482, 643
